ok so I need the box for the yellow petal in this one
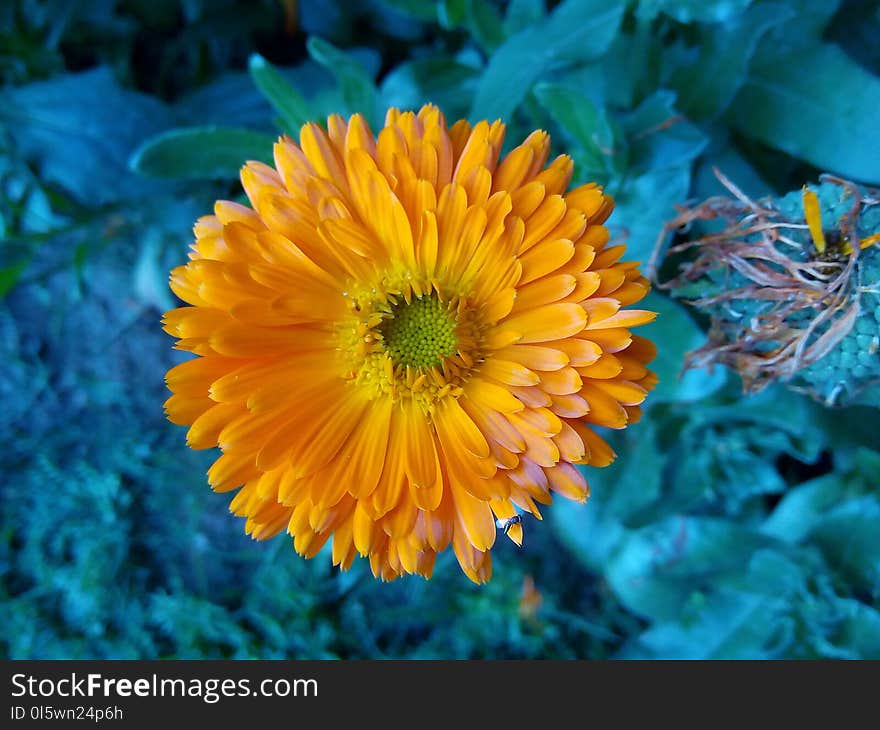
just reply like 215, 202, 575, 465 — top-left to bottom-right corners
537, 366, 582, 395
433, 397, 491, 459
501, 303, 587, 343
464, 376, 525, 414
520, 195, 567, 253
451, 481, 496, 551
512, 274, 577, 312
546, 462, 589, 502
480, 358, 540, 386
519, 238, 575, 285
549, 393, 589, 418
587, 309, 657, 330
339, 397, 393, 499
581, 383, 628, 429
402, 404, 439, 489
496, 344, 569, 371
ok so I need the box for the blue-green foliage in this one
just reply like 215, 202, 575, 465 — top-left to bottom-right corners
1, 0, 878, 659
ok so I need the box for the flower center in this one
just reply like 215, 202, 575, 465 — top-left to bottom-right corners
335, 278, 487, 410
379, 295, 458, 369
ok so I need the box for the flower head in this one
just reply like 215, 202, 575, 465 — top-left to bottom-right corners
654, 172, 880, 407
164, 105, 657, 583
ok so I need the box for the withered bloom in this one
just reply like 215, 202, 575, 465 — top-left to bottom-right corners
652, 170, 880, 406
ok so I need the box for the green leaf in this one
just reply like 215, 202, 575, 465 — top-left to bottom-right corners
306, 37, 378, 127
763, 473, 846, 544
576, 14, 663, 110
0, 260, 28, 298
808, 497, 880, 594
439, 0, 505, 51
760, 0, 842, 48
623, 91, 708, 175
600, 418, 665, 524
624, 588, 789, 658
380, 57, 479, 121
551, 498, 628, 572
248, 54, 313, 134
624, 550, 804, 658
638, 292, 728, 403
470, 0, 626, 121
732, 42, 880, 184
503, 0, 546, 35
637, 0, 753, 23
130, 126, 276, 180
533, 82, 626, 183
605, 516, 773, 621
812, 598, 880, 659
0, 67, 173, 205
375, 0, 438, 21
667, 3, 789, 120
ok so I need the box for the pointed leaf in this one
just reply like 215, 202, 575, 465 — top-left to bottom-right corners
130, 127, 276, 180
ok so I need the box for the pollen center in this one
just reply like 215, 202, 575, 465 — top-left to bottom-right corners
379, 295, 458, 368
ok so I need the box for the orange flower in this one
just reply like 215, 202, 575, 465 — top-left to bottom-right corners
163, 105, 657, 583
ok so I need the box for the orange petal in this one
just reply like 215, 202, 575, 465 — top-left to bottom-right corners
496, 344, 569, 371
501, 303, 587, 343
480, 358, 540, 387
451, 481, 496, 551
546, 462, 590, 502
402, 404, 439, 489
464, 376, 525, 414
519, 238, 575, 285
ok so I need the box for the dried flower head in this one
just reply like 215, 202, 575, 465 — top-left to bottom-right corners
652, 170, 880, 406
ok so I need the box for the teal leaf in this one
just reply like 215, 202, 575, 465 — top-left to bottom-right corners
763, 473, 846, 544
623, 550, 804, 659
248, 54, 313, 134
759, 0, 842, 49
637, 0, 753, 23
0, 261, 28, 298
439, 0, 505, 51
380, 57, 480, 121
576, 15, 664, 110
732, 42, 880, 184
623, 90, 708, 175
763, 448, 879, 544
667, 3, 789, 120
605, 516, 773, 621
623, 588, 789, 658
610, 165, 691, 267
638, 292, 728, 403
808, 497, 880, 595
533, 82, 626, 183
470, 0, 626, 121
685, 385, 825, 465
0, 67, 173, 205
598, 418, 665, 525
811, 599, 880, 659
130, 126, 276, 180
172, 72, 275, 130
306, 37, 379, 127
374, 0, 438, 22
607, 92, 708, 260
551, 498, 628, 573
503, 0, 546, 35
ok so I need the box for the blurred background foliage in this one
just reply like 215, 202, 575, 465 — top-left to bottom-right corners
1, 0, 878, 659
